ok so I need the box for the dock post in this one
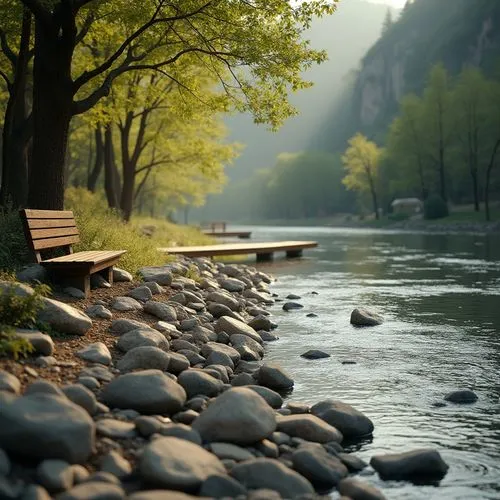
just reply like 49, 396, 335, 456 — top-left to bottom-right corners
256, 252, 273, 262
286, 249, 303, 258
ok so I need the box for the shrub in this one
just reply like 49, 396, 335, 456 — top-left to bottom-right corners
424, 195, 449, 220
0, 326, 34, 360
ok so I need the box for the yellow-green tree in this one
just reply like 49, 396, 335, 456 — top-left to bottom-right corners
342, 133, 382, 219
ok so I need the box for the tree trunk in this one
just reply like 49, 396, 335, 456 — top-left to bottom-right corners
87, 126, 104, 192
0, 9, 32, 208
485, 139, 500, 222
27, 12, 76, 210
471, 168, 480, 212
103, 125, 120, 209
120, 161, 135, 222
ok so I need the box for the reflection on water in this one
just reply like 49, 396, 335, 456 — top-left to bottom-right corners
238, 226, 500, 499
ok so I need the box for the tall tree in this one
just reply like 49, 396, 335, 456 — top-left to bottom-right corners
342, 133, 382, 219
381, 8, 393, 35
8, 0, 337, 210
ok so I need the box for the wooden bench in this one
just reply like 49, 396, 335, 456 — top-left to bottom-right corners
20, 209, 126, 297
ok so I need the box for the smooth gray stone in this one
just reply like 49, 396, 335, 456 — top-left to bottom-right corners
210, 442, 254, 461
171, 339, 200, 353
350, 308, 383, 326
20, 484, 52, 500
128, 286, 153, 303
199, 474, 247, 498
338, 477, 387, 500
37, 459, 74, 492
56, 482, 125, 500
79, 366, 114, 382
370, 449, 449, 481
311, 400, 374, 439
0, 392, 94, 463
230, 372, 255, 387
178, 350, 206, 366
192, 387, 276, 445
139, 267, 173, 286
112, 268, 133, 282
16, 264, 48, 284
127, 491, 200, 500
0, 447, 11, 475
214, 317, 262, 344
85, 305, 113, 320
101, 370, 186, 415
159, 423, 202, 445
248, 315, 276, 331
338, 452, 368, 472
63, 287, 86, 299
77, 376, 100, 390
38, 298, 92, 336
111, 297, 143, 312
257, 363, 294, 390
206, 291, 240, 311
0, 371, 20, 394
14, 329, 54, 356
246, 385, 283, 409
76, 343, 111, 365
62, 384, 97, 415
116, 346, 170, 372
167, 352, 190, 374
282, 302, 303, 311
24, 380, 65, 397
144, 301, 177, 321
110, 318, 150, 335
292, 446, 348, 488
230, 334, 264, 357
135, 416, 164, 438
139, 437, 225, 491
95, 419, 136, 439
201, 342, 240, 364
143, 281, 165, 294
205, 350, 234, 369
118, 328, 169, 353
100, 451, 132, 479
444, 389, 478, 404
177, 369, 224, 399
256, 439, 279, 458
276, 414, 343, 443
301, 349, 330, 360
230, 458, 315, 498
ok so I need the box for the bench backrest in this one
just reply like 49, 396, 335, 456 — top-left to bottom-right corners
19, 209, 80, 263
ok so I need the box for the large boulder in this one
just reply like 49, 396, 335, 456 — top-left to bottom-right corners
350, 308, 383, 327
139, 437, 225, 492
192, 387, 276, 444
311, 400, 374, 439
276, 414, 342, 443
101, 370, 186, 415
370, 449, 449, 481
14, 329, 54, 356
230, 458, 315, 498
215, 317, 262, 344
116, 346, 170, 372
0, 391, 95, 463
117, 328, 169, 353
177, 370, 224, 399
257, 363, 294, 391
38, 298, 92, 336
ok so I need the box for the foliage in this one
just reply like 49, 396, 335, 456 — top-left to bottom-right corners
424, 194, 449, 219
0, 326, 34, 360
0, 281, 49, 328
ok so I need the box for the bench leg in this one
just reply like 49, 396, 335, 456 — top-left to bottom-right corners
98, 266, 114, 285
49, 271, 91, 298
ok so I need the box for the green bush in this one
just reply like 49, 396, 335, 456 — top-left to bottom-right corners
0, 326, 34, 360
424, 195, 449, 220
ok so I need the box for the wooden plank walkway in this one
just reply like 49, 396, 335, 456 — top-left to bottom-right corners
202, 230, 252, 239
160, 240, 318, 262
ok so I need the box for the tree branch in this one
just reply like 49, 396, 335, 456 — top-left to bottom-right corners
19, 0, 51, 27
0, 69, 11, 90
0, 28, 17, 67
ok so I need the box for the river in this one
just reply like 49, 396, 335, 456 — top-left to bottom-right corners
232, 226, 500, 499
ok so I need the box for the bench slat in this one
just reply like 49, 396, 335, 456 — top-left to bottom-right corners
23, 209, 74, 219
43, 250, 126, 265
31, 228, 79, 240
27, 219, 78, 229
33, 235, 80, 250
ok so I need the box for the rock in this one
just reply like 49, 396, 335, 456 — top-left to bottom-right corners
33, 355, 58, 366
206, 291, 240, 311
85, 305, 113, 320
276, 414, 343, 443
110, 318, 150, 335
215, 316, 262, 344
444, 389, 478, 404
257, 439, 279, 458
16, 264, 48, 283
282, 302, 303, 311
111, 297, 143, 312
248, 316, 276, 331
220, 278, 246, 293
167, 352, 190, 374
62, 384, 97, 415
101, 370, 186, 414
172, 339, 200, 353
113, 268, 133, 282
128, 492, 199, 500
143, 281, 164, 295
56, 482, 125, 500
63, 287, 86, 299
306, 313, 318, 318
192, 387, 276, 444
78, 376, 100, 390
128, 286, 153, 303
86, 471, 121, 484
286, 402, 310, 414
301, 349, 330, 360
0, 370, 21, 394
159, 423, 202, 445
179, 350, 206, 366
210, 442, 255, 461
76, 343, 111, 365
350, 308, 383, 327
144, 301, 177, 321
205, 350, 234, 369
310, 400, 374, 439
177, 370, 224, 399
0, 392, 94, 463
155, 321, 179, 336
25, 380, 65, 397
180, 318, 198, 331
246, 385, 283, 409
259, 331, 279, 342
139, 437, 226, 491
20, 484, 52, 500
201, 342, 241, 365
79, 365, 114, 382
338, 453, 368, 472
230, 334, 264, 357
230, 458, 315, 498
90, 274, 111, 289
207, 302, 243, 320
338, 478, 386, 500
117, 328, 169, 353
96, 419, 136, 439
37, 459, 74, 492
100, 451, 132, 479
370, 449, 449, 481
292, 446, 348, 489
199, 474, 247, 498
0, 448, 11, 475
38, 298, 92, 336
257, 363, 294, 391
25, 366, 39, 377
139, 267, 173, 286
117, 346, 170, 372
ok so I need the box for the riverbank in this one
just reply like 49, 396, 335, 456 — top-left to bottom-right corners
0, 257, 452, 499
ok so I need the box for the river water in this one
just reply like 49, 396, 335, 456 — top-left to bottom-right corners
233, 226, 500, 499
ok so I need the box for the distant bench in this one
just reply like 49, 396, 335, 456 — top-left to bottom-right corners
20, 209, 126, 297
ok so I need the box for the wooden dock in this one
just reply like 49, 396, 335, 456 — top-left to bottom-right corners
160, 240, 318, 262
202, 230, 252, 239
